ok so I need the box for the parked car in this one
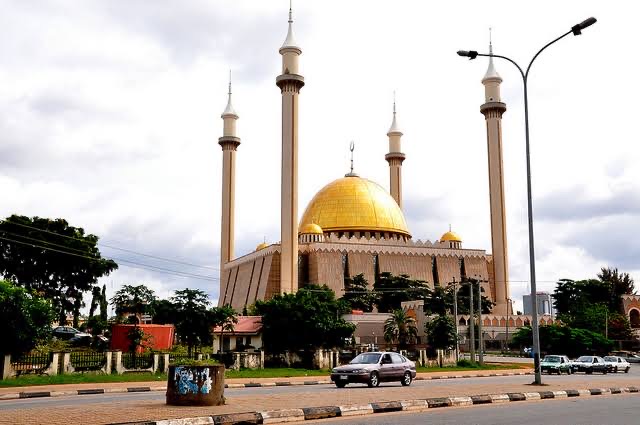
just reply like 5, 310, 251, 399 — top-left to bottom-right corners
572, 356, 608, 374
541, 355, 572, 375
603, 356, 631, 373
609, 351, 640, 364
330, 352, 417, 388
52, 326, 91, 341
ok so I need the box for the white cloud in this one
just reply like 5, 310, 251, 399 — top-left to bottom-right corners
1, 0, 638, 309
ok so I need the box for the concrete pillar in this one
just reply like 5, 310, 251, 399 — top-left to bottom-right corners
47, 352, 59, 376
114, 351, 124, 374
62, 352, 72, 374
2, 354, 13, 380
260, 350, 265, 369
162, 353, 170, 373
105, 352, 113, 375
152, 354, 160, 373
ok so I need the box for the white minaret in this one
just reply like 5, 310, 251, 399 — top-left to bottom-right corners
480, 35, 511, 315
385, 93, 405, 209
276, 2, 304, 294
218, 72, 240, 277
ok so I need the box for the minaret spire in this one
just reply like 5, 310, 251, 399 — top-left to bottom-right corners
276, 1, 304, 295
480, 30, 510, 314
218, 71, 241, 306
346, 141, 358, 177
385, 91, 405, 209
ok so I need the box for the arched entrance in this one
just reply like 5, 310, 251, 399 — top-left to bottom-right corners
630, 309, 640, 328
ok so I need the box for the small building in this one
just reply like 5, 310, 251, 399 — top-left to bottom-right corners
213, 316, 263, 353
523, 292, 555, 319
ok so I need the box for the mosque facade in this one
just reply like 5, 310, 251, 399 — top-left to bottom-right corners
217, 5, 512, 315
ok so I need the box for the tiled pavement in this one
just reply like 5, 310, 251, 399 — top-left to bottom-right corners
2, 370, 638, 425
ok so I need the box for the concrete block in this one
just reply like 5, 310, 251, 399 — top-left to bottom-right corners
259, 408, 305, 424
489, 394, 510, 403
0, 393, 19, 400
538, 391, 554, 399
507, 393, 526, 401
212, 412, 262, 425
427, 398, 451, 408
470, 395, 492, 404
400, 399, 428, 411
448, 396, 473, 406
552, 391, 567, 398
588, 388, 603, 395
564, 389, 580, 397
156, 418, 214, 425
302, 406, 341, 420
371, 401, 403, 413
523, 392, 541, 400
338, 404, 373, 416
19, 391, 51, 399
578, 389, 591, 396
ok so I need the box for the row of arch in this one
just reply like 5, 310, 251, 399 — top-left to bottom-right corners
457, 316, 554, 327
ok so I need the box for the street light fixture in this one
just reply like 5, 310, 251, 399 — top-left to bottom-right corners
457, 17, 597, 385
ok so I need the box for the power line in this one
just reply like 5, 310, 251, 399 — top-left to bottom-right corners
1, 219, 220, 271
0, 235, 220, 282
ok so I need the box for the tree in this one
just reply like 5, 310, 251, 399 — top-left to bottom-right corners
607, 313, 633, 341
0, 280, 55, 356
172, 289, 214, 356
212, 305, 238, 354
383, 309, 418, 348
0, 215, 118, 323
110, 284, 156, 323
424, 284, 451, 316
253, 285, 355, 354
511, 324, 613, 358
99, 284, 108, 322
598, 267, 635, 311
374, 272, 431, 313
454, 278, 494, 314
342, 273, 375, 312
151, 299, 178, 325
425, 315, 457, 351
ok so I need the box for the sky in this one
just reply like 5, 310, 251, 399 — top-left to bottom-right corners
1, 0, 638, 313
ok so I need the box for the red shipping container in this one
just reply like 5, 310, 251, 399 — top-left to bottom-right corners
110, 324, 175, 352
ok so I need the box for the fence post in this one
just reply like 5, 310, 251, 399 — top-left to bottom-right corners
260, 350, 264, 369
2, 354, 13, 380
152, 354, 160, 373
114, 351, 124, 374
233, 353, 240, 370
105, 352, 112, 374
47, 352, 59, 376
163, 353, 170, 373
63, 352, 73, 374
197, 353, 203, 361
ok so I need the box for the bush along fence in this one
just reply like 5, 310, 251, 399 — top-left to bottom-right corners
1, 352, 171, 380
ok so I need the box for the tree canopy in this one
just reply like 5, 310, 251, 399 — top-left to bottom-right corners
0, 280, 55, 356
171, 289, 214, 356
425, 315, 457, 351
511, 324, 613, 358
110, 284, 156, 321
253, 285, 355, 353
341, 273, 375, 312
0, 215, 118, 323
373, 272, 431, 313
383, 309, 418, 348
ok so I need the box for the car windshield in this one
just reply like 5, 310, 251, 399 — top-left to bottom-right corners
543, 356, 561, 363
604, 357, 617, 362
350, 353, 381, 364
577, 356, 592, 362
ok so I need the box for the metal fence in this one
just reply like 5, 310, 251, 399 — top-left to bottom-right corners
11, 352, 52, 376
70, 352, 107, 371
121, 353, 154, 369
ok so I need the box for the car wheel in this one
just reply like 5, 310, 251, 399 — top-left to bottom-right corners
602, 369, 607, 374
567, 368, 572, 375
335, 382, 347, 388
401, 371, 412, 386
557, 369, 562, 375
368, 371, 380, 388
614, 367, 618, 373
586, 369, 593, 374
625, 367, 630, 373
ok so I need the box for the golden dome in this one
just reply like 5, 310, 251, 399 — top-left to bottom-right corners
256, 242, 269, 251
299, 223, 323, 235
300, 176, 410, 237
440, 231, 462, 242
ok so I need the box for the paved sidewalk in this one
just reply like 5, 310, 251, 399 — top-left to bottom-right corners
2, 372, 637, 425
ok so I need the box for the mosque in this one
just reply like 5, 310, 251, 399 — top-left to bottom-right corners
217, 5, 512, 315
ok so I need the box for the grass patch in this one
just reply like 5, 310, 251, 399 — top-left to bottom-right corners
225, 368, 329, 379
416, 362, 531, 373
0, 373, 167, 388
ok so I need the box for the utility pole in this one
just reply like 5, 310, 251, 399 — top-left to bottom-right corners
477, 277, 484, 365
452, 277, 459, 362
469, 279, 475, 363
505, 298, 512, 353
605, 310, 608, 339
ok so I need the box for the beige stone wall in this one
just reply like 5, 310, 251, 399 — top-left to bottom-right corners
230, 261, 255, 311
347, 252, 375, 286
435, 255, 461, 285
265, 253, 281, 301
314, 251, 344, 295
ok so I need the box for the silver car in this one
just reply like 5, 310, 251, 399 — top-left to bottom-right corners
603, 356, 631, 373
330, 352, 417, 388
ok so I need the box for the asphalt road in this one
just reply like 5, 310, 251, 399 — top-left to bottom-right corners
1, 367, 638, 411
301, 393, 640, 425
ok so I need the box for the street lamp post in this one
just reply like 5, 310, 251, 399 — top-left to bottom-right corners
457, 17, 597, 385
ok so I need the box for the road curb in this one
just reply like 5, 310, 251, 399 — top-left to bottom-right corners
0, 371, 534, 401
108, 386, 640, 425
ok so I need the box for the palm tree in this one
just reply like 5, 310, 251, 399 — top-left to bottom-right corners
384, 309, 418, 349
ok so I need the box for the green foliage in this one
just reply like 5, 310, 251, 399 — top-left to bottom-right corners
110, 284, 156, 319
168, 358, 218, 366
253, 285, 355, 353
374, 272, 431, 313
151, 299, 179, 325
511, 324, 614, 358
85, 315, 108, 336
342, 273, 375, 312
171, 289, 215, 356
126, 326, 150, 354
99, 284, 108, 322
598, 267, 635, 310
383, 309, 418, 347
0, 280, 56, 356
607, 313, 634, 341
425, 315, 457, 350
211, 304, 238, 354
454, 278, 494, 315
0, 215, 118, 324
